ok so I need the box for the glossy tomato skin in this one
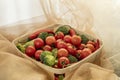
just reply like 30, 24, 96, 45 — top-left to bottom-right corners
69, 29, 76, 36
80, 48, 92, 59
76, 50, 82, 60
35, 50, 43, 60
78, 44, 86, 50
34, 38, 44, 49
43, 45, 52, 51
57, 48, 68, 58
86, 44, 95, 52
45, 36, 56, 45
63, 35, 72, 43
67, 45, 77, 56
56, 41, 67, 49
58, 57, 70, 68
87, 40, 95, 46
55, 32, 64, 40
71, 35, 81, 46
25, 46, 36, 57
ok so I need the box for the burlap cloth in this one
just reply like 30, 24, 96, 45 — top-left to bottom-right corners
0, 20, 118, 80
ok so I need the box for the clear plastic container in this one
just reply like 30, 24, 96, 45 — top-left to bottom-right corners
12, 24, 103, 74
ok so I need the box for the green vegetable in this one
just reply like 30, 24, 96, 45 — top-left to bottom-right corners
80, 35, 89, 44
38, 32, 48, 40
55, 25, 71, 35
68, 55, 78, 63
40, 51, 53, 62
43, 55, 55, 66
23, 40, 34, 48
16, 43, 25, 53
48, 33, 54, 36
52, 48, 58, 58
58, 74, 64, 80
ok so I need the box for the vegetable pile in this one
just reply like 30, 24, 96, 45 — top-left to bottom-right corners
16, 25, 100, 69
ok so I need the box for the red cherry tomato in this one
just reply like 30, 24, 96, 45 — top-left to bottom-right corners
64, 35, 72, 43
95, 39, 100, 50
86, 44, 95, 52
76, 50, 82, 60
56, 41, 67, 49
69, 29, 76, 36
35, 50, 43, 60
45, 36, 56, 45
25, 46, 36, 57
43, 45, 52, 51
71, 35, 81, 46
87, 40, 95, 46
34, 38, 44, 49
55, 32, 64, 40
80, 48, 92, 59
67, 45, 77, 56
78, 44, 86, 50
58, 57, 70, 68
57, 48, 68, 58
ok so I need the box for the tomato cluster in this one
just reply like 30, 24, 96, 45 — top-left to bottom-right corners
17, 26, 100, 69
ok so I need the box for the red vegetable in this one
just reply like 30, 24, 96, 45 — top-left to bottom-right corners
57, 48, 68, 58
34, 38, 44, 49
58, 57, 70, 68
35, 50, 43, 60
46, 36, 56, 45
25, 46, 36, 57
69, 29, 76, 36
55, 32, 64, 40
71, 35, 81, 46
64, 35, 72, 43
43, 45, 52, 51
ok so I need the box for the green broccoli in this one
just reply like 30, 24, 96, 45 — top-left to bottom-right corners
68, 55, 78, 63
23, 40, 34, 48
55, 25, 71, 35
16, 43, 25, 53
40, 51, 53, 62
80, 35, 89, 44
48, 33, 54, 36
43, 55, 55, 66
38, 32, 48, 40
52, 48, 58, 58
58, 74, 64, 80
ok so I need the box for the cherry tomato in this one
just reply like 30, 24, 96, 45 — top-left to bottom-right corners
45, 36, 56, 45
78, 44, 86, 50
95, 39, 100, 50
57, 48, 68, 58
58, 57, 70, 68
63, 35, 72, 43
43, 45, 52, 51
56, 41, 67, 49
67, 45, 77, 56
25, 46, 36, 57
69, 29, 76, 36
86, 44, 95, 52
87, 40, 95, 46
80, 48, 92, 59
35, 50, 43, 60
55, 32, 64, 40
34, 38, 44, 49
76, 50, 82, 60
71, 35, 81, 46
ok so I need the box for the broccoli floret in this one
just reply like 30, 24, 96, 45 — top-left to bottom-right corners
55, 25, 71, 35
16, 43, 25, 53
58, 74, 64, 80
52, 48, 58, 58
23, 40, 34, 48
80, 35, 89, 44
38, 32, 48, 40
43, 55, 55, 66
48, 33, 54, 36
40, 51, 53, 62
68, 55, 78, 63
